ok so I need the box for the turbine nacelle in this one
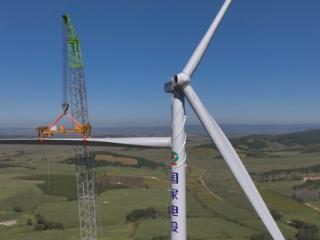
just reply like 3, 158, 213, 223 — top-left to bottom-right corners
164, 73, 191, 92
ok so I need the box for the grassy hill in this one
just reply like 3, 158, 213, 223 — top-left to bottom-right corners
1, 130, 320, 239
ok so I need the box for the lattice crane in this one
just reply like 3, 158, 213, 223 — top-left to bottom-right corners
37, 13, 97, 240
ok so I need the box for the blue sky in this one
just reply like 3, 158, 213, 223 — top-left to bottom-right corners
0, 0, 320, 127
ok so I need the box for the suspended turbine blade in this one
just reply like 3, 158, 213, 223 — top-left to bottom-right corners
183, 85, 285, 240
0, 137, 171, 148
183, 0, 232, 77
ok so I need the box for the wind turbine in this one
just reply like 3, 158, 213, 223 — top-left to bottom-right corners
165, 0, 285, 239
0, 1, 286, 239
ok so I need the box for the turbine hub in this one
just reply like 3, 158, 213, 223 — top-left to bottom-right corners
164, 72, 191, 92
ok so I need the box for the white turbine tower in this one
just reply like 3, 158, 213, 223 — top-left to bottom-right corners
165, 0, 285, 240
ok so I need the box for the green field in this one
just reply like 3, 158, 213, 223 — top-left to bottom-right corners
1, 130, 320, 239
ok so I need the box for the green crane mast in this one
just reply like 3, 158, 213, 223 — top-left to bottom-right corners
62, 13, 97, 240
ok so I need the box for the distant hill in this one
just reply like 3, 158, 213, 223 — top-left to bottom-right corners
273, 129, 320, 146
197, 129, 320, 154
232, 129, 320, 147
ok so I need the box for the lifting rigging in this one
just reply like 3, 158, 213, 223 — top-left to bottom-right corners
37, 13, 97, 240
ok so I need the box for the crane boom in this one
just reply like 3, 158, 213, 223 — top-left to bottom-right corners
37, 16, 91, 139
62, 13, 97, 240
63, 14, 91, 135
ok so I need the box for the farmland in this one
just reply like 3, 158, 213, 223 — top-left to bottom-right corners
1, 130, 320, 239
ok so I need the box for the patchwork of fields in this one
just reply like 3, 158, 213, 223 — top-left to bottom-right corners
1, 130, 320, 239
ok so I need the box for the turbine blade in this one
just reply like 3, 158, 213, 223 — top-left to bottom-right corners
0, 137, 171, 148
183, 0, 232, 77
183, 85, 285, 240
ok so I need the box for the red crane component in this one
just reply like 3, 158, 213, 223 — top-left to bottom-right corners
37, 111, 91, 138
